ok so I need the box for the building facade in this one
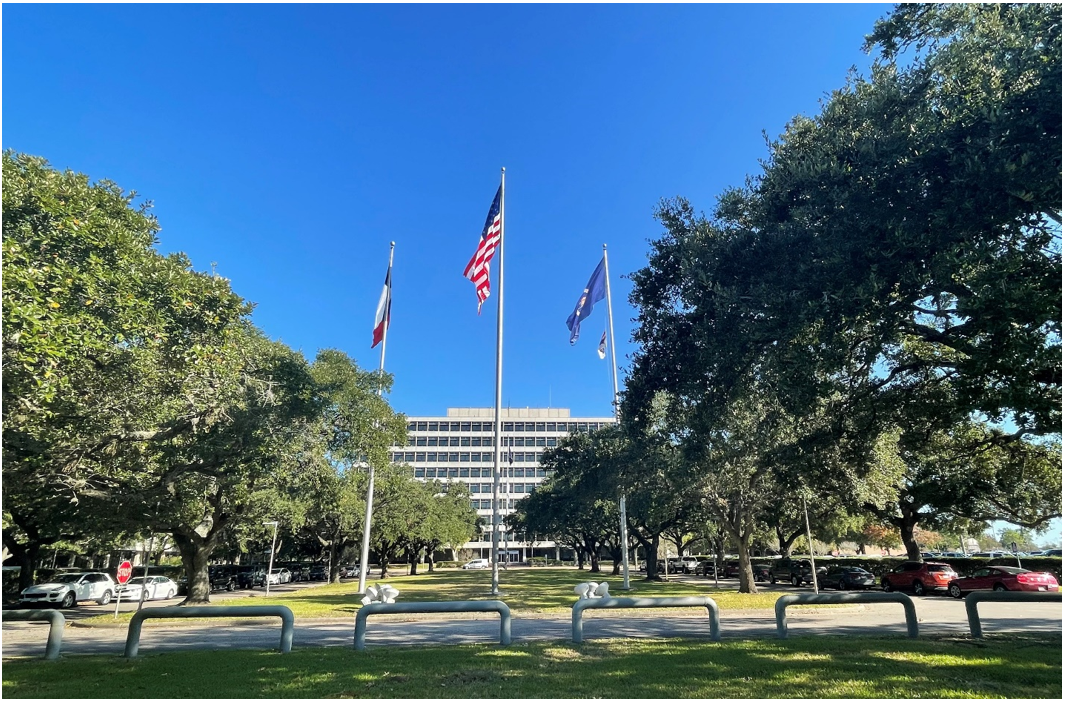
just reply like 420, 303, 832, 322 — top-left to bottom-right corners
390, 407, 615, 562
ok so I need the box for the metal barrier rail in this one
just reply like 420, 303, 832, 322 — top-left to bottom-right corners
775, 592, 918, 638
123, 605, 295, 657
354, 600, 512, 651
571, 596, 721, 644
964, 591, 1062, 638
2, 609, 66, 660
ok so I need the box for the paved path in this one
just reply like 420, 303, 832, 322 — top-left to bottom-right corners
2, 598, 1060, 658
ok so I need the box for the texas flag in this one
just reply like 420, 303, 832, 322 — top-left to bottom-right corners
372, 265, 392, 348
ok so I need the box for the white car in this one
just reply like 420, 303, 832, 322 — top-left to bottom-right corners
115, 576, 178, 601
20, 571, 116, 608
462, 559, 490, 570
267, 568, 292, 585
344, 566, 362, 578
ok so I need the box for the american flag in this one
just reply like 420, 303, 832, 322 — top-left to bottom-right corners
463, 186, 502, 313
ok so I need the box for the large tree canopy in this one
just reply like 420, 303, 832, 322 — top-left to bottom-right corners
627, 3, 1061, 441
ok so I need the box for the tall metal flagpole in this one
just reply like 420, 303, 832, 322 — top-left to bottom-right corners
602, 244, 631, 590
359, 241, 395, 595
490, 168, 506, 595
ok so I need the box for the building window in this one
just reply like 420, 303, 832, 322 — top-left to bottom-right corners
535, 423, 545, 432
403, 452, 415, 462
449, 437, 460, 447
504, 422, 514, 432
450, 422, 460, 431
428, 421, 438, 431
536, 468, 546, 477
417, 422, 428, 431
471, 484, 480, 494
535, 452, 543, 462
536, 437, 546, 446
578, 423, 589, 432
415, 452, 426, 462
471, 422, 481, 432
407, 422, 417, 431
414, 469, 425, 478
546, 438, 557, 447
416, 437, 427, 447
449, 468, 459, 478
460, 453, 470, 463
461, 437, 470, 447
460, 468, 470, 477
460, 422, 471, 432
568, 423, 577, 431
546, 422, 556, 432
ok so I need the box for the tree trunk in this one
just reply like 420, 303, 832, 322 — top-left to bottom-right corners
736, 535, 758, 594
173, 531, 218, 604
643, 534, 662, 580
11, 543, 40, 593
897, 502, 922, 561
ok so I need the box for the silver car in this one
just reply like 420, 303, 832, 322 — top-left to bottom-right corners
115, 576, 179, 601
20, 571, 116, 608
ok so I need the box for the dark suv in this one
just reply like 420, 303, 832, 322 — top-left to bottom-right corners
770, 557, 816, 586
237, 567, 266, 589
208, 566, 237, 592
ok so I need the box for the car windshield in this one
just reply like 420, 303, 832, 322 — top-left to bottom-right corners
994, 566, 1030, 575
927, 564, 954, 572
53, 574, 85, 583
125, 577, 148, 585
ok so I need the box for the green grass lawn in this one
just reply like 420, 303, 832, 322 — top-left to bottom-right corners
83, 567, 786, 623
3, 634, 1060, 698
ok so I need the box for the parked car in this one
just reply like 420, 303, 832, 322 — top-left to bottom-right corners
971, 551, 1012, 558
115, 576, 179, 601
343, 565, 362, 578
208, 566, 237, 592
947, 566, 1060, 598
309, 566, 327, 581
1041, 549, 1062, 557
881, 561, 957, 595
462, 559, 490, 570
266, 568, 292, 585
770, 558, 816, 586
817, 565, 876, 591
290, 567, 311, 583
722, 561, 742, 578
699, 559, 718, 577
20, 571, 116, 608
237, 567, 266, 589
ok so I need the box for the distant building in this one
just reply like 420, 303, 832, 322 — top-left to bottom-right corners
391, 407, 614, 562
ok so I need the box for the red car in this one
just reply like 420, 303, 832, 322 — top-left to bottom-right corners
881, 561, 957, 595
947, 566, 1059, 598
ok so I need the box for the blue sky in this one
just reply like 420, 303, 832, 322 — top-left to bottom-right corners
3, 4, 1058, 545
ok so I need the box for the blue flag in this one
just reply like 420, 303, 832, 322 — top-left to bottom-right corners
566, 257, 607, 344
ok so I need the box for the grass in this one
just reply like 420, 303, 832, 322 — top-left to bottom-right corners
81, 567, 788, 624
2, 634, 1060, 698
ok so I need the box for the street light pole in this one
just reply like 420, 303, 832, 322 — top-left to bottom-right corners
264, 521, 279, 596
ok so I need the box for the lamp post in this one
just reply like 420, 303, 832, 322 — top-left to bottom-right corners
263, 521, 279, 596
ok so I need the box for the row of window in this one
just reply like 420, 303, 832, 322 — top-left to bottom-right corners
413, 467, 546, 479
405, 436, 561, 448
468, 483, 538, 494
469, 499, 519, 511
395, 451, 545, 464
406, 420, 611, 433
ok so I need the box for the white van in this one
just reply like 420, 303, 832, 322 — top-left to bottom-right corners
462, 559, 490, 570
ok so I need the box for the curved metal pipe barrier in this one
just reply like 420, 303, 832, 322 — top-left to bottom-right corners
354, 600, 511, 651
124, 605, 294, 657
571, 596, 721, 644
2, 609, 66, 660
964, 591, 1062, 638
775, 592, 918, 638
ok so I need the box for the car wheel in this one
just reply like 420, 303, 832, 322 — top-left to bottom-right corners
912, 581, 925, 596
227, 581, 235, 592
60, 591, 76, 609
143, 590, 151, 602
838, 579, 848, 591
769, 574, 776, 585
993, 583, 1007, 592
97, 590, 112, 606
166, 589, 175, 599
882, 579, 892, 592
791, 575, 800, 587
949, 584, 963, 599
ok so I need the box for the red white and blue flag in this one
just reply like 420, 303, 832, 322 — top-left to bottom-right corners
463, 187, 502, 314
372, 264, 391, 348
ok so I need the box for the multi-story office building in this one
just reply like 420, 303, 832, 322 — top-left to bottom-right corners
390, 407, 615, 562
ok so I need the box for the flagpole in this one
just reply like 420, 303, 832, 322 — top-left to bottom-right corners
491, 168, 505, 595
602, 243, 631, 590
358, 241, 394, 595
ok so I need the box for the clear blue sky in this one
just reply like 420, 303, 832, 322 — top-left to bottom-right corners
3, 4, 1058, 545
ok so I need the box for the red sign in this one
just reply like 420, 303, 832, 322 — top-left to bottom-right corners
117, 560, 133, 584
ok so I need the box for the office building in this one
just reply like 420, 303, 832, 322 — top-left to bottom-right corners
390, 407, 614, 562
